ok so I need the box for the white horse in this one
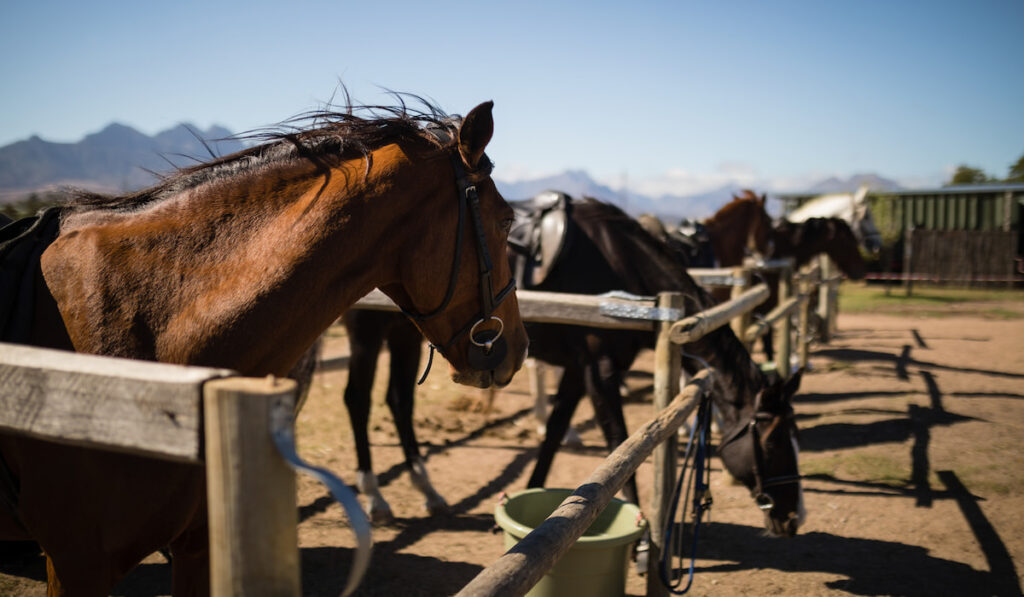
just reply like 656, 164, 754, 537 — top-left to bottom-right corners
786, 186, 882, 253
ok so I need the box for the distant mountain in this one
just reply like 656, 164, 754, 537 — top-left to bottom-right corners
495, 171, 736, 221
0, 123, 244, 201
497, 170, 907, 221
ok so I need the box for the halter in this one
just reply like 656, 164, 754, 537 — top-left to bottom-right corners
400, 151, 516, 383
718, 395, 801, 511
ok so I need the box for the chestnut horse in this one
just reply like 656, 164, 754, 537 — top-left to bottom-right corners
701, 189, 775, 268
0, 100, 527, 594
342, 197, 805, 537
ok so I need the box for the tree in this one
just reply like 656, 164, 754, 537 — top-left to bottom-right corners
946, 165, 989, 186
1006, 153, 1024, 183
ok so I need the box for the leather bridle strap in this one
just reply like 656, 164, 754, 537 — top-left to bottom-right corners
401, 153, 515, 379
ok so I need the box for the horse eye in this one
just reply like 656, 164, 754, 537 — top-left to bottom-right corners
501, 218, 514, 234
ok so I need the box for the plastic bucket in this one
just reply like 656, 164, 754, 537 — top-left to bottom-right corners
494, 488, 646, 597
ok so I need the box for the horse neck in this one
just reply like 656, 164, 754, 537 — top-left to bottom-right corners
50, 144, 431, 374
681, 289, 765, 426
705, 203, 753, 267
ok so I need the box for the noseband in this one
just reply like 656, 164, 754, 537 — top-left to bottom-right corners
719, 399, 800, 511
401, 152, 516, 381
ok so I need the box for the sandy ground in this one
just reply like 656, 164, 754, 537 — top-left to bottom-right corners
2, 294, 1023, 596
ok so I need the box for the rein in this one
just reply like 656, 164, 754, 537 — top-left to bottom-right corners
400, 152, 516, 383
659, 389, 714, 594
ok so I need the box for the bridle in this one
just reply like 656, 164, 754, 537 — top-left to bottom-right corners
400, 148, 516, 382
719, 396, 801, 511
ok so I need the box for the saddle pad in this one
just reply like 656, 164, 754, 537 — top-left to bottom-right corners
0, 207, 62, 343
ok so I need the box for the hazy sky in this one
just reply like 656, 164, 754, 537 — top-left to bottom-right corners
2, 0, 1022, 195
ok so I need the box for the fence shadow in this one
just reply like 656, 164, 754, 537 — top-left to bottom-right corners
671, 520, 1020, 596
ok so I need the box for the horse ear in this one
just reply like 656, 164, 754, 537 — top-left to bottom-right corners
457, 101, 494, 169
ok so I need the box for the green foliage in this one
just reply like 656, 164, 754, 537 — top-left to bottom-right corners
947, 165, 990, 185
0, 191, 64, 220
1007, 153, 1024, 183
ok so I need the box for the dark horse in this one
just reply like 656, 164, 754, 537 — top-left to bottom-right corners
343, 196, 805, 536
757, 216, 867, 361
0, 99, 527, 594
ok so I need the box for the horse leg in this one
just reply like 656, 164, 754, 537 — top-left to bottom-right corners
527, 363, 585, 489
385, 319, 449, 515
342, 312, 392, 523
583, 355, 638, 505
168, 506, 211, 597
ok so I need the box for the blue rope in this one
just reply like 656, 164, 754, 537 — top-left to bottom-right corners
659, 392, 714, 594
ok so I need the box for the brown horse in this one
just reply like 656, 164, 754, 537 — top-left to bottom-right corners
0, 99, 527, 594
701, 189, 775, 268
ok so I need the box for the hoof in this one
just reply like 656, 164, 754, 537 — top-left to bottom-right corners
369, 505, 396, 525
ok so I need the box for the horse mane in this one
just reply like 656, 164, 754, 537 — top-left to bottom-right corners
63, 91, 458, 213
570, 198, 765, 404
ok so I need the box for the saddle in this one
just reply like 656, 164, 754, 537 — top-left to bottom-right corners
507, 190, 573, 288
0, 207, 62, 343
672, 218, 716, 268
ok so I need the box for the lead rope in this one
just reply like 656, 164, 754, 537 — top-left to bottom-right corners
659, 351, 717, 594
659, 389, 714, 594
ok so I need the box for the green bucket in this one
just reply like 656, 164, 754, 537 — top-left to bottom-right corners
494, 488, 647, 597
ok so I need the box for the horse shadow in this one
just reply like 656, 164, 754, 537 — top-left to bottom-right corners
673, 519, 1021, 596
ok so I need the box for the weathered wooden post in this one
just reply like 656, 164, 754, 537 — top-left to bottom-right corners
775, 262, 793, 378
647, 292, 684, 597
817, 256, 834, 343
204, 376, 301, 597
797, 269, 813, 369
730, 266, 752, 344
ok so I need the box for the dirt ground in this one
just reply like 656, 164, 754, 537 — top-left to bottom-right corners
2, 290, 1023, 596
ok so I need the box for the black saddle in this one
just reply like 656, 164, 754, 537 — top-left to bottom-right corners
0, 207, 62, 343
507, 190, 573, 288
672, 218, 716, 268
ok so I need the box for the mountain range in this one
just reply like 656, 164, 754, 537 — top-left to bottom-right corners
0, 124, 902, 218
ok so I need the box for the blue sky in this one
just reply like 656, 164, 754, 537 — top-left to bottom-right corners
2, 0, 1022, 195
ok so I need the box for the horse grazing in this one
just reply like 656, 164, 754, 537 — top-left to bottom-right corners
0, 99, 527, 594
522, 197, 804, 537
756, 216, 866, 361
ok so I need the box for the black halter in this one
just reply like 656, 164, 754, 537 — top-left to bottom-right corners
719, 396, 801, 511
400, 152, 516, 382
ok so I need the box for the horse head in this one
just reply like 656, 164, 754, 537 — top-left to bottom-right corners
718, 368, 805, 537
381, 102, 528, 389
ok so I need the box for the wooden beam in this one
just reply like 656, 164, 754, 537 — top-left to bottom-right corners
744, 296, 800, 344
0, 342, 232, 462
668, 284, 769, 344
354, 288, 657, 331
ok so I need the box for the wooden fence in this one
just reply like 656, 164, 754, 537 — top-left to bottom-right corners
0, 343, 348, 596
0, 256, 840, 596
902, 229, 1019, 286
355, 257, 840, 597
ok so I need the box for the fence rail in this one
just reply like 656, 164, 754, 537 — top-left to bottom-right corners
0, 343, 306, 596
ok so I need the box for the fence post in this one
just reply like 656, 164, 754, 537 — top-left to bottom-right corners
729, 267, 751, 344
903, 226, 914, 297
817, 256, 834, 343
646, 292, 684, 597
775, 263, 793, 378
797, 273, 811, 370
204, 376, 301, 597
